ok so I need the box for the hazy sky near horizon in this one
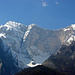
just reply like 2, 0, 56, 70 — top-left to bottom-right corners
0, 0, 75, 30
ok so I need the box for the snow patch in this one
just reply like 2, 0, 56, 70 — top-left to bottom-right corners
63, 28, 70, 31
67, 36, 74, 44
0, 33, 6, 38
4, 24, 12, 31
0, 25, 3, 29
71, 24, 75, 30
23, 24, 35, 42
63, 24, 75, 31
4, 21, 25, 31
27, 61, 41, 67
64, 34, 75, 45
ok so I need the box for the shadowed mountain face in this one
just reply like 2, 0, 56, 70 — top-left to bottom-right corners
0, 39, 20, 75
15, 65, 65, 75
43, 41, 75, 75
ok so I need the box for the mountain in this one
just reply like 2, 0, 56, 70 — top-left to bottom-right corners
0, 38, 20, 75
0, 21, 75, 74
43, 41, 75, 75
15, 65, 65, 75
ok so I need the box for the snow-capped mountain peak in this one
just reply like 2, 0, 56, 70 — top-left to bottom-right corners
64, 35, 75, 45
62, 24, 75, 46
63, 24, 75, 32
5, 21, 22, 26
3, 21, 25, 31
71, 24, 75, 30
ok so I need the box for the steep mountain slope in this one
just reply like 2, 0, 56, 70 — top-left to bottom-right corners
43, 41, 75, 75
0, 38, 20, 75
0, 21, 75, 74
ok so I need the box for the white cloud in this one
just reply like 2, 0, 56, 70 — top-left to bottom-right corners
42, 0, 48, 7
56, 2, 59, 4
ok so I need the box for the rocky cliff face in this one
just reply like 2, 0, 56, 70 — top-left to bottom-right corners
0, 21, 75, 74
43, 41, 75, 75
0, 38, 20, 75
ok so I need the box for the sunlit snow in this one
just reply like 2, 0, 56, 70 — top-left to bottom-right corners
23, 24, 35, 42
63, 28, 70, 31
27, 61, 41, 67
0, 33, 6, 38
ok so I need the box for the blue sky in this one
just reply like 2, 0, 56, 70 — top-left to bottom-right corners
0, 0, 75, 30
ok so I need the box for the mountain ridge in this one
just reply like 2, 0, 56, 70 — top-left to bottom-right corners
0, 21, 75, 74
